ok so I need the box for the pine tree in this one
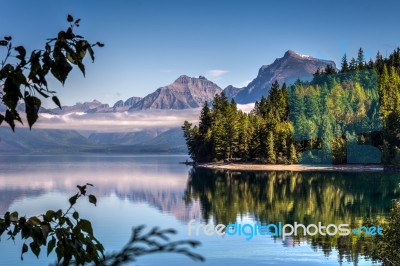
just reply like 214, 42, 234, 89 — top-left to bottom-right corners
269, 80, 280, 104
349, 58, 357, 71
199, 102, 212, 136
357, 48, 365, 70
182, 121, 196, 160
197, 101, 213, 162
237, 112, 251, 160
266, 131, 276, 164
341, 54, 350, 72
211, 92, 231, 160
288, 143, 298, 164
225, 99, 239, 160
379, 64, 390, 118
324, 64, 337, 75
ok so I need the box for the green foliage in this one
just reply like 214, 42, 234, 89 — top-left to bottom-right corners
367, 200, 400, 265
0, 14, 103, 131
0, 184, 103, 265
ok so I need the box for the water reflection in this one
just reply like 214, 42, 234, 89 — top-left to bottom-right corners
185, 168, 400, 224
0, 154, 201, 221
0, 155, 396, 265
185, 167, 400, 264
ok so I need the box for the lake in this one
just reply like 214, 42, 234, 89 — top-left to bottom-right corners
0, 154, 398, 265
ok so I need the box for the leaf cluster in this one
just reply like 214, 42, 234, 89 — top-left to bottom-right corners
0, 183, 102, 265
0, 14, 103, 130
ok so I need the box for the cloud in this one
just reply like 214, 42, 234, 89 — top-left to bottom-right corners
237, 103, 255, 113
207, 69, 229, 78
6, 102, 254, 133
34, 109, 201, 132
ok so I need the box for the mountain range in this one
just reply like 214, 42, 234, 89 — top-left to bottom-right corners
0, 127, 187, 154
40, 50, 335, 114
0, 50, 337, 153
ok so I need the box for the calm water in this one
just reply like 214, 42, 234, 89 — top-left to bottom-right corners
0, 154, 399, 265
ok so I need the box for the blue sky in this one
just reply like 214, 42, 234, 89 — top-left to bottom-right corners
1, 0, 400, 107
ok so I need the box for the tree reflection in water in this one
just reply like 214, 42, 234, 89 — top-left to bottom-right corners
185, 168, 400, 264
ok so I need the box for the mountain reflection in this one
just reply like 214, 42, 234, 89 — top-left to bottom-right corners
0, 155, 201, 222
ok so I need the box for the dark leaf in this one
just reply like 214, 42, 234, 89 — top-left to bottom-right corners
67, 14, 74, 22
77, 185, 87, 195
77, 40, 88, 58
87, 46, 95, 62
29, 242, 41, 258
69, 193, 79, 206
77, 61, 85, 76
0, 114, 4, 125
4, 109, 23, 132
4, 212, 10, 223
50, 56, 73, 84
52, 96, 62, 109
44, 210, 55, 221
78, 219, 93, 235
20, 223, 30, 239
88, 195, 97, 206
10, 212, 18, 223
0, 40, 8, 46
4, 36, 12, 41
96, 42, 104, 47
55, 246, 63, 263
47, 237, 56, 256
27, 216, 41, 226
18, 217, 26, 227
25, 95, 41, 129
56, 209, 62, 217
66, 51, 77, 65
72, 211, 79, 220
14, 46, 26, 60
21, 243, 28, 260
66, 27, 73, 38
41, 223, 51, 239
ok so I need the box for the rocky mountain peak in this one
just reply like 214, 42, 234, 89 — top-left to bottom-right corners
174, 75, 191, 83
232, 50, 337, 103
129, 75, 222, 110
283, 50, 309, 58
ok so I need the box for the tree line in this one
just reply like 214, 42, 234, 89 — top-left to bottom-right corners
183, 48, 400, 165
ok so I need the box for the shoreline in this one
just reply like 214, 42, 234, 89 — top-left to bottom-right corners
196, 162, 391, 172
